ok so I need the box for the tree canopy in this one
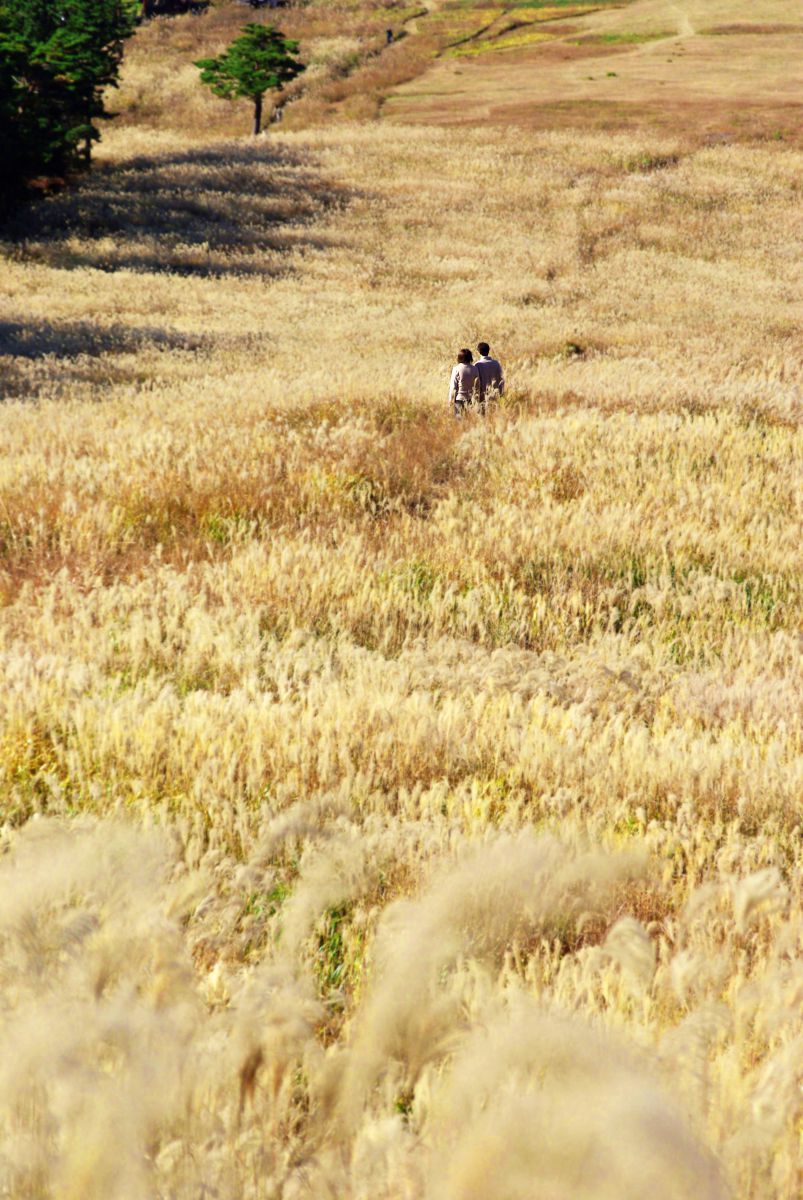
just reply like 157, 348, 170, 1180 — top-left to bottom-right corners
196, 24, 304, 135
0, 0, 138, 211
141, 1, 208, 17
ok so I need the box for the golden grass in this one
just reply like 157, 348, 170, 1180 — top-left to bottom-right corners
1, 5, 802, 1195
113, 0, 479, 134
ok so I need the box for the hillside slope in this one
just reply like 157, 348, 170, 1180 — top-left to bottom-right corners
387, 0, 803, 142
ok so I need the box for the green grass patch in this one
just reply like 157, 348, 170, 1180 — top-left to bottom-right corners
500, 0, 624, 8
447, 28, 553, 56
572, 30, 672, 44
245, 881, 290, 922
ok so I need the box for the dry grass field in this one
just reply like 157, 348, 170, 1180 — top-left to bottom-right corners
0, 0, 802, 1197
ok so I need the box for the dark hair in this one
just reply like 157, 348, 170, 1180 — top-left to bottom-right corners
457, 348, 473, 364
477, 342, 490, 356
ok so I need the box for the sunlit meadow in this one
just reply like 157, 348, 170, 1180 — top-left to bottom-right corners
0, 0, 801, 1196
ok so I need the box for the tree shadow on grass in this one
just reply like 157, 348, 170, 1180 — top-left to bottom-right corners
1, 140, 353, 278
0, 318, 211, 401
0, 319, 207, 359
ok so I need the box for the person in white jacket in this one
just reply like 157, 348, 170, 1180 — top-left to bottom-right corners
449, 348, 483, 416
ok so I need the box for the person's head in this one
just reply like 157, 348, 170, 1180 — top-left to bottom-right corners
477, 342, 490, 357
457, 348, 473, 364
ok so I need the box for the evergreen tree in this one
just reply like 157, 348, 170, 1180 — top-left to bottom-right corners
0, 0, 138, 208
0, 10, 29, 206
141, 1, 209, 18
32, 0, 138, 166
0, 2, 65, 209
196, 24, 303, 136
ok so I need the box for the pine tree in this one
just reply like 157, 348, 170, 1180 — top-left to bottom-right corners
0, 1, 72, 208
142, 1, 209, 17
141, 1, 210, 15
33, 0, 138, 166
0, 10, 29, 208
196, 24, 303, 136
0, 0, 138, 189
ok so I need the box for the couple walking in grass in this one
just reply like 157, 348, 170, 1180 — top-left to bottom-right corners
449, 341, 504, 416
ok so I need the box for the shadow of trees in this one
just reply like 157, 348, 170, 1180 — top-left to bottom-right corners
0, 318, 210, 401
0, 139, 356, 399
0, 319, 206, 359
1, 140, 352, 278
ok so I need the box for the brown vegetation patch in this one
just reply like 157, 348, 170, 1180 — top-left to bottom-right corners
702, 23, 803, 36
488, 38, 627, 64
486, 99, 803, 146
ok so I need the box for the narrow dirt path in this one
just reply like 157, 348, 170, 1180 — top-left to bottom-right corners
669, 0, 695, 38
628, 1, 696, 61
435, 0, 697, 65
403, 2, 434, 36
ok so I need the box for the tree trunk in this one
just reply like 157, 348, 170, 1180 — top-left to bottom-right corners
253, 93, 263, 136
142, 0, 156, 18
